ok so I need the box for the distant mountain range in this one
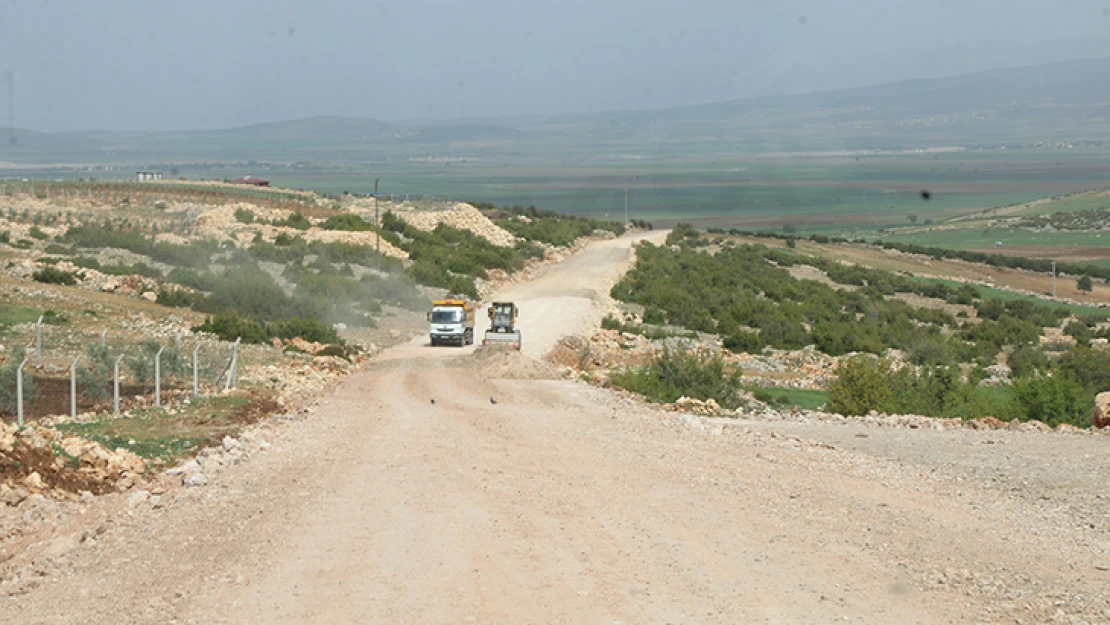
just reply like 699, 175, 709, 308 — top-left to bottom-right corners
3, 56, 1110, 164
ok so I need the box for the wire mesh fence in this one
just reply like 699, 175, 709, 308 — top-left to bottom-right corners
0, 324, 247, 426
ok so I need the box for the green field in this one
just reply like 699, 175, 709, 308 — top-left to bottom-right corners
748, 387, 829, 411
910, 277, 1110, 318
14, 147, 1107, 233
881, 227, 1110, 250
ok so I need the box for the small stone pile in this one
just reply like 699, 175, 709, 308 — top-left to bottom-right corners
1, 258, 159, 298
671, 396, 722, 416
746, 406, 1103, 434
1, 423, 147, 505
301, 228, 407, 259
191, 202, 410, 259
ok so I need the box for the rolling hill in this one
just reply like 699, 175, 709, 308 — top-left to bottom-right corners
3, 56, 1110, 164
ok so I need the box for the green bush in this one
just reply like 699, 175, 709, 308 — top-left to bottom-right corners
1054, 347, 1110, 396
77, 343, 115, 404
275, 212, 312, 230
28, 226, 48, 240
166, 267, 217, 291
1007, 344, 1048, 379
828, 356, 893, 416
156, 287, 201, 308
193, 313, 340, 345
723, 331, 763, 354
32, 266, 78, 285
195, 265, 321, 322
234, 208, 256, 224
495, 205, 625, 247
609, 348, 742, 409
1065, 320, 1092, 347
829, 356, 1015, 420
126, 339, 186, 385
1011, 375, 1091, 427
601, 315, 623, 331
321, 214, 373, 231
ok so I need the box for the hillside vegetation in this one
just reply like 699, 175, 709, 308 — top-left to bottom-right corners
608, 225, 1110, 426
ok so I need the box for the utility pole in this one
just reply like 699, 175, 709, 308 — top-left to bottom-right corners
374, 178, 380, 273
1052, 261, 1057, 298
5, 70, 13, 147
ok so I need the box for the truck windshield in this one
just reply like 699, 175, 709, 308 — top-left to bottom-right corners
431, 310, 462, 323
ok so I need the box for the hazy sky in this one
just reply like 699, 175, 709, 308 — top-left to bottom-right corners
3, 0, 1110, 131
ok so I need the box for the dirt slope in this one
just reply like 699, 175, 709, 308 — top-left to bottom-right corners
4, 231, 1110, 624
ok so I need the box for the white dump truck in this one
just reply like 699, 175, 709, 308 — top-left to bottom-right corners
427, 299, 476, 347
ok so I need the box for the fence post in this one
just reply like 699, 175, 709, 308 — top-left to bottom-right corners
231, 338, 241, 388
35, 316, 43, 367
225, 338, 241, 391
113, 353, 125, 415
101, 329, 107, 347
70, 356, 81, 419
16, 358, 28, 428
175, 331, 183, 349
192, 344, 201, 397
155, 346, 165, 407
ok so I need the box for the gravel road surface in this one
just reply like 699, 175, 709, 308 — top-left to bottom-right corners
4, 231, 1109, 624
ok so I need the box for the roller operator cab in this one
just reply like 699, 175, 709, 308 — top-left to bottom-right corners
427, 299, 475, 347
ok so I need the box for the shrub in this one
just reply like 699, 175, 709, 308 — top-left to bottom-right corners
126, 339, 185, 385
194, 265, 321, 322
32, 266, 77, 285
1055, 347, 1110, 396
1011, 375, 1091, 427
194, 314, 270, 344
156, 287, 201, 308
28, 226, 47, 240
828, 356, 892, 416
275, 212, 312, 230
321, 214, 373, 231
723, 331, 763, 354
609, 348, 742, 409
1007, 345, 1048, 379
166, 267, 217, 291
77, 343, 115, 404
234, 208, 256, 224
1064, 320, 1092, 347
193, 313, 340, 345
601, 315, 623, 331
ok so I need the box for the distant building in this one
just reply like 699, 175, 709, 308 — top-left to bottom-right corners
136, 171, 162, 182
232, 176, 270, 187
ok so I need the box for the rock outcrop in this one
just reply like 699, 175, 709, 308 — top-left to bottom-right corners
1093, 391, 1110, 428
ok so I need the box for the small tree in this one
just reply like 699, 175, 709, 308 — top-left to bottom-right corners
828, 356, 892, 416
907, 214, 918, 223
1077, 275, 1093, 292
126, 339, 185, 385
78, 343, 115, 404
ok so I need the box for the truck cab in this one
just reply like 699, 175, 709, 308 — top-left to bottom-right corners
428, 299, 475, 346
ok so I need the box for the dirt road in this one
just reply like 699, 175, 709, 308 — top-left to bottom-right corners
5, 232, 1110, 624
